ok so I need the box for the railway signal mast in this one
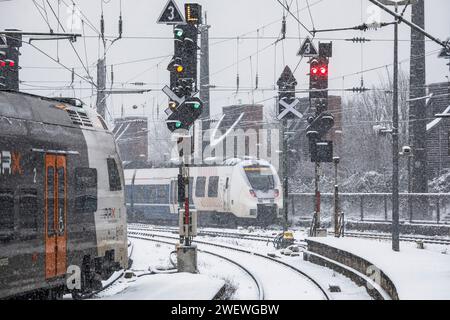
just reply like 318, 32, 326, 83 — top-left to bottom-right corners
306, 42, 335, 237
159, 1, 203, 273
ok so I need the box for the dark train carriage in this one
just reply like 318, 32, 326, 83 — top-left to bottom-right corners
0, 91, 127, 299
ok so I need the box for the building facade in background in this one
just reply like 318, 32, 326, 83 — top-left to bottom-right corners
426, 81, 450, 177
113, 116, 149, 166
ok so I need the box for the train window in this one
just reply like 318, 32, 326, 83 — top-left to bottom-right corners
125, 185, 133, 204
75, 168, 98, 213
0, 189, 14, 238
195, 177, 206, 197
18, 189, 38, 232
107, 158, 122, 191
148, 185, 170, 204
244, 166, 274, 191
133, 185, 149, 203
170, 181, 176, 204
208, 176, 219, 198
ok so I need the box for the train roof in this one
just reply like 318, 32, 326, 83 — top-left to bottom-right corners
124, 158, 275, 171
0, 90, 108, 131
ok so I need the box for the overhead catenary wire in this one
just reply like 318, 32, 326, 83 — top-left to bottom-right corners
4, 34, 97, 88
44, 0, 93, 81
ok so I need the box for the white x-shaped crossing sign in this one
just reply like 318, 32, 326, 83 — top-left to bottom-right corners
277, 98, 303, 120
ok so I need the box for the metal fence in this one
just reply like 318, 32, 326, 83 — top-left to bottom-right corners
289, 193, 450, 224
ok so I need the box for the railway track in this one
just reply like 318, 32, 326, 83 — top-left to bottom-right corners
128, 229, 330, 300
343, 231, 450, 245
130, 223, 450, 247
128, 223, 304, 245
128, 234, 265, 300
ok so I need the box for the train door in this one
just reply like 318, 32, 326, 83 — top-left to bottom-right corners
45, 154, 67, 279
223, 177, 230, 211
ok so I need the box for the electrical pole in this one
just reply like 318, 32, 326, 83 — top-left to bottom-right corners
409, 0, 429, 219
199, 14, 211, 144
199, 18, 211, 161
96, 58, 107, 119
392, 4, 400, 252
333, 157, 342, 237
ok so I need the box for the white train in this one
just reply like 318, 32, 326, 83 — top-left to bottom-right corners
124, 159, 283, 226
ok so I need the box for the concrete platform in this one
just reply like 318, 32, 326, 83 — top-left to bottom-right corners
305, 237, 450, 300
98, 272, 226, 300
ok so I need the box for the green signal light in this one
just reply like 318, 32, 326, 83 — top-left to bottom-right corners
193, 103, 201, 110
175, 30, 184, 38
175, 121, 182, 128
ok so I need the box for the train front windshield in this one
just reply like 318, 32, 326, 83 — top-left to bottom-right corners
244, 166, 275, 191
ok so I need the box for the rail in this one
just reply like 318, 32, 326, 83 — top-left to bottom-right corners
128, 234, 265, 300
128, 229, 330, 300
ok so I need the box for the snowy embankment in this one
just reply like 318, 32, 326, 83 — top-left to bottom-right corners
309, 237, 450, 300
97, 238, 225, 300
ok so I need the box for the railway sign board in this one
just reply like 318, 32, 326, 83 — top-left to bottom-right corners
297, 37, 318, 57
162, 85, 185, 105
157, 0, 186, 25
277, 98, 303, 120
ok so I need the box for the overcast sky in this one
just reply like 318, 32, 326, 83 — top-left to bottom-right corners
1, 0, 449, 122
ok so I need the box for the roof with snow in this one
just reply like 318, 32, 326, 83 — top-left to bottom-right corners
427, 105, 450, 131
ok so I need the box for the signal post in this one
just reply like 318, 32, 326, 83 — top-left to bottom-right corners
305, 42, 335, 237
158, 1, 203, 273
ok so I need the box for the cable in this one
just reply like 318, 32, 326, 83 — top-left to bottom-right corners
277, 0, 314, 37
32, 0, 53, 33
45, 0, 93, 80
8, 35, 97, 88
305, 0, 316, 32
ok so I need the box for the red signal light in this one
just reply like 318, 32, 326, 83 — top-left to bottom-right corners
8, 60, 15, 67
0, 60, 5, 68
311, 67, 319, 75
320, 66, 328, 75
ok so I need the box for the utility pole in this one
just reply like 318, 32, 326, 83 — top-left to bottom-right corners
392, 4, 400, 252
333, 156, 342, 237
199, 16, 211, 161
96, 58, 107, 119
409, 0, 429, 219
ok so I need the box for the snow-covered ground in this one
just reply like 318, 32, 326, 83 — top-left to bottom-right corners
193, 233, 371, 300
96, 238, 225, 300
127, 226, 373, 300
309, 237, 450, 300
